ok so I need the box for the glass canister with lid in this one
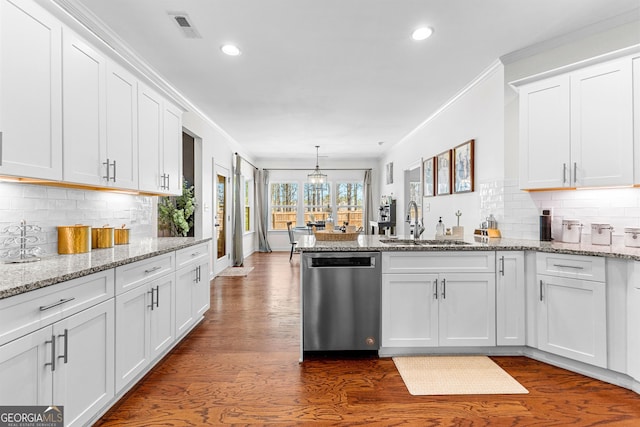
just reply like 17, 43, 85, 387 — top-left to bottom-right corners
591, 223, 613, 246
561, 219, 582, 243
624, 227, 640, 248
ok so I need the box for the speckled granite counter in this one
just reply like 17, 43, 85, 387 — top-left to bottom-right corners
297, 234, 640, 261
0, 237, 211, 300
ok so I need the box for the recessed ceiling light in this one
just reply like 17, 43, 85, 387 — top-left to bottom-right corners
221, 44, 241, 56
411, 27, 433, 41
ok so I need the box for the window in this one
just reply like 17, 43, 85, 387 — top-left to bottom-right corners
270, 182, 298, 230
336, 182, 363, 228
244, 179, 253, 232
303, 183, 330, 224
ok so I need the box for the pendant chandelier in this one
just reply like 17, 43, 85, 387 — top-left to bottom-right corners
307, 145, 327, 185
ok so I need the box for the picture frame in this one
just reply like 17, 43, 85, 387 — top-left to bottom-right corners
436, 150, 452, 196
385, 162, 394, 184
453, 139, 475, 194
422, 157, 435, 197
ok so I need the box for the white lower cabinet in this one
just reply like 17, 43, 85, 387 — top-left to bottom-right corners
115, 273, 174, 392
175, 243, 211, 337
627, 261, 640, 382
536, 253, 607, 368
496, 251, 525, 345
381, 252, 496, 348
0, 299, 114, 427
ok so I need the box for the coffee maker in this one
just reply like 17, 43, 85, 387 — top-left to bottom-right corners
377, 199, 396, 234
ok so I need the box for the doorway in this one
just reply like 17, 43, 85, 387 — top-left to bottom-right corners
183, 132, 195, 237
214, 163, 231, 272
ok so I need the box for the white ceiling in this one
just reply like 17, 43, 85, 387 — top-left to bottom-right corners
64, 0, 639, 162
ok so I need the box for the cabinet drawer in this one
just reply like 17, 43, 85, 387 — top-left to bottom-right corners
115, 253, 174, 294
175, 242, 209, 269
0, 270, 114, 346
382, 251, 495, 274
536, 252, 605, 281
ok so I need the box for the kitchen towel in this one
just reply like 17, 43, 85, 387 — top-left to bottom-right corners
393, 355, 528, 395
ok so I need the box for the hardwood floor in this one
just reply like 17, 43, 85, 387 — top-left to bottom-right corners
95, 252, 640, 426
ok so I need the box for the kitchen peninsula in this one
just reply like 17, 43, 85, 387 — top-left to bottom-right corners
298, 234, 640, 396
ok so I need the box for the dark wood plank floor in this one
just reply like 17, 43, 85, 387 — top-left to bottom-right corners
95, 252, 640, 426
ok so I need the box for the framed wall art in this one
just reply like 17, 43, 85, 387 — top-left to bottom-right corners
436, 150, 451, 196
422, 157, 435, 197
453, 139, 475, 193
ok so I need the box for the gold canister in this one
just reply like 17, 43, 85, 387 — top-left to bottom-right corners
114, 228, 130, 245
57, 225, 91, 254
92, 226, 114, 249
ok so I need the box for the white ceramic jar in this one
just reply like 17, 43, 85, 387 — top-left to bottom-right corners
624, 227, 640, 248
591, 223, 612, 246
561, 219, 582, 243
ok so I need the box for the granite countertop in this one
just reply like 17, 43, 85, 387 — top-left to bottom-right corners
297, 234, 640, 261
0, 237, 211, 300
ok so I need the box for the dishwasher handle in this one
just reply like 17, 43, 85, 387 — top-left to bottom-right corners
309, 256, 378, 268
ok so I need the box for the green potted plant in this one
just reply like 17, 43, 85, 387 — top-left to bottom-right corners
158, 179, 196, 237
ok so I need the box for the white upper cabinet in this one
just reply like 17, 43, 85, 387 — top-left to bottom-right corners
519, 75, 571, 189
570, 58, 633, 187
0, 0, 62, 180
62, 29, 107, 186
634, 57, 640, 184
138, 84, 182, 195
106, 61, 138, 189
518, 56, 634, 190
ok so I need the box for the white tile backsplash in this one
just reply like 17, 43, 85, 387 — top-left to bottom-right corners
0, 182, 155, 258
502, 182, 640, 240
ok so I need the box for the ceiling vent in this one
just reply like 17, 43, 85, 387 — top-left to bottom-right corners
168, 12, 201, 39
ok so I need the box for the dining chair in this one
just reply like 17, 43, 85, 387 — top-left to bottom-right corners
286, 221, 297, 261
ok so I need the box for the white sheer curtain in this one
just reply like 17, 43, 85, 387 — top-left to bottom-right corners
232, 155, 244, 266
363, 169, 373, 234
255, 168, 272, 252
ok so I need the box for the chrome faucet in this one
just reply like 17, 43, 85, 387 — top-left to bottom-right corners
407, 200, 425, 241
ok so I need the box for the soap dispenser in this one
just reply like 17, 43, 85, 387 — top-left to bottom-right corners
436, 217, 445, 238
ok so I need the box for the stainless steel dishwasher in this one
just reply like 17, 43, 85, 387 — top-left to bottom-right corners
302, 252, 381, 351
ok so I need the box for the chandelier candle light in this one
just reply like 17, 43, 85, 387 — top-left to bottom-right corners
308, 145, 327, 185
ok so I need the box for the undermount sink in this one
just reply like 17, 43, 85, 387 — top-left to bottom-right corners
380, 238, 470, 246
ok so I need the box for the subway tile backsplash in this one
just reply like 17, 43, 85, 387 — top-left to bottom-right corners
502, 179, 640, 240
0, 182, 155, 257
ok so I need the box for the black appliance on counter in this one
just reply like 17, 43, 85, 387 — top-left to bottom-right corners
375, 200, 396, 235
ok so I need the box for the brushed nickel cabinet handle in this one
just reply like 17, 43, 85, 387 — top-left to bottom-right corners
499, 256, 505, 276
45, 335, 56, 371
58, 329, 68, 364
40, 297, 75, 311
563, 163, 567, 184
147, 287, 155, 310
441, 278, 446, 299
433, 279, 438, 300
103, 158, 110, 181
553, 264, 584, 270
144, 266, 162, 274
539, 280, 543, 301
155, 285, 160, 308
573, 162, 577, 184
112, 159, 117, 182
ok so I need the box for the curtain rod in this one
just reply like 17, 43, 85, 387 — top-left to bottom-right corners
264, 168, 372, 171
234, 152, 258, 170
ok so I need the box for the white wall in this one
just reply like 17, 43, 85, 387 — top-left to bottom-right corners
379, 63, 505, 238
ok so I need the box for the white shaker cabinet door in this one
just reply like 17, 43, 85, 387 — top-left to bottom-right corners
62, 29, 107, 186
0, 0, 62, 180
537, 274, 607, 368
106, 61, 138, 190
633, 57, 640, 185
149, 274, 175, 359
53, 299, 114, 427
382, 273, 439, 348
570, 58, 633, 187
0, 326, 53, 406
161, 102, 183, 195
438, 273, 496, 347
518, 75, 570, 190
137, 84, 162, 193
496, 252, 525, 346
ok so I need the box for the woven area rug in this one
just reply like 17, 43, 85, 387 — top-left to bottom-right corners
393, 356, 528, 396
217, 266, 254, 277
